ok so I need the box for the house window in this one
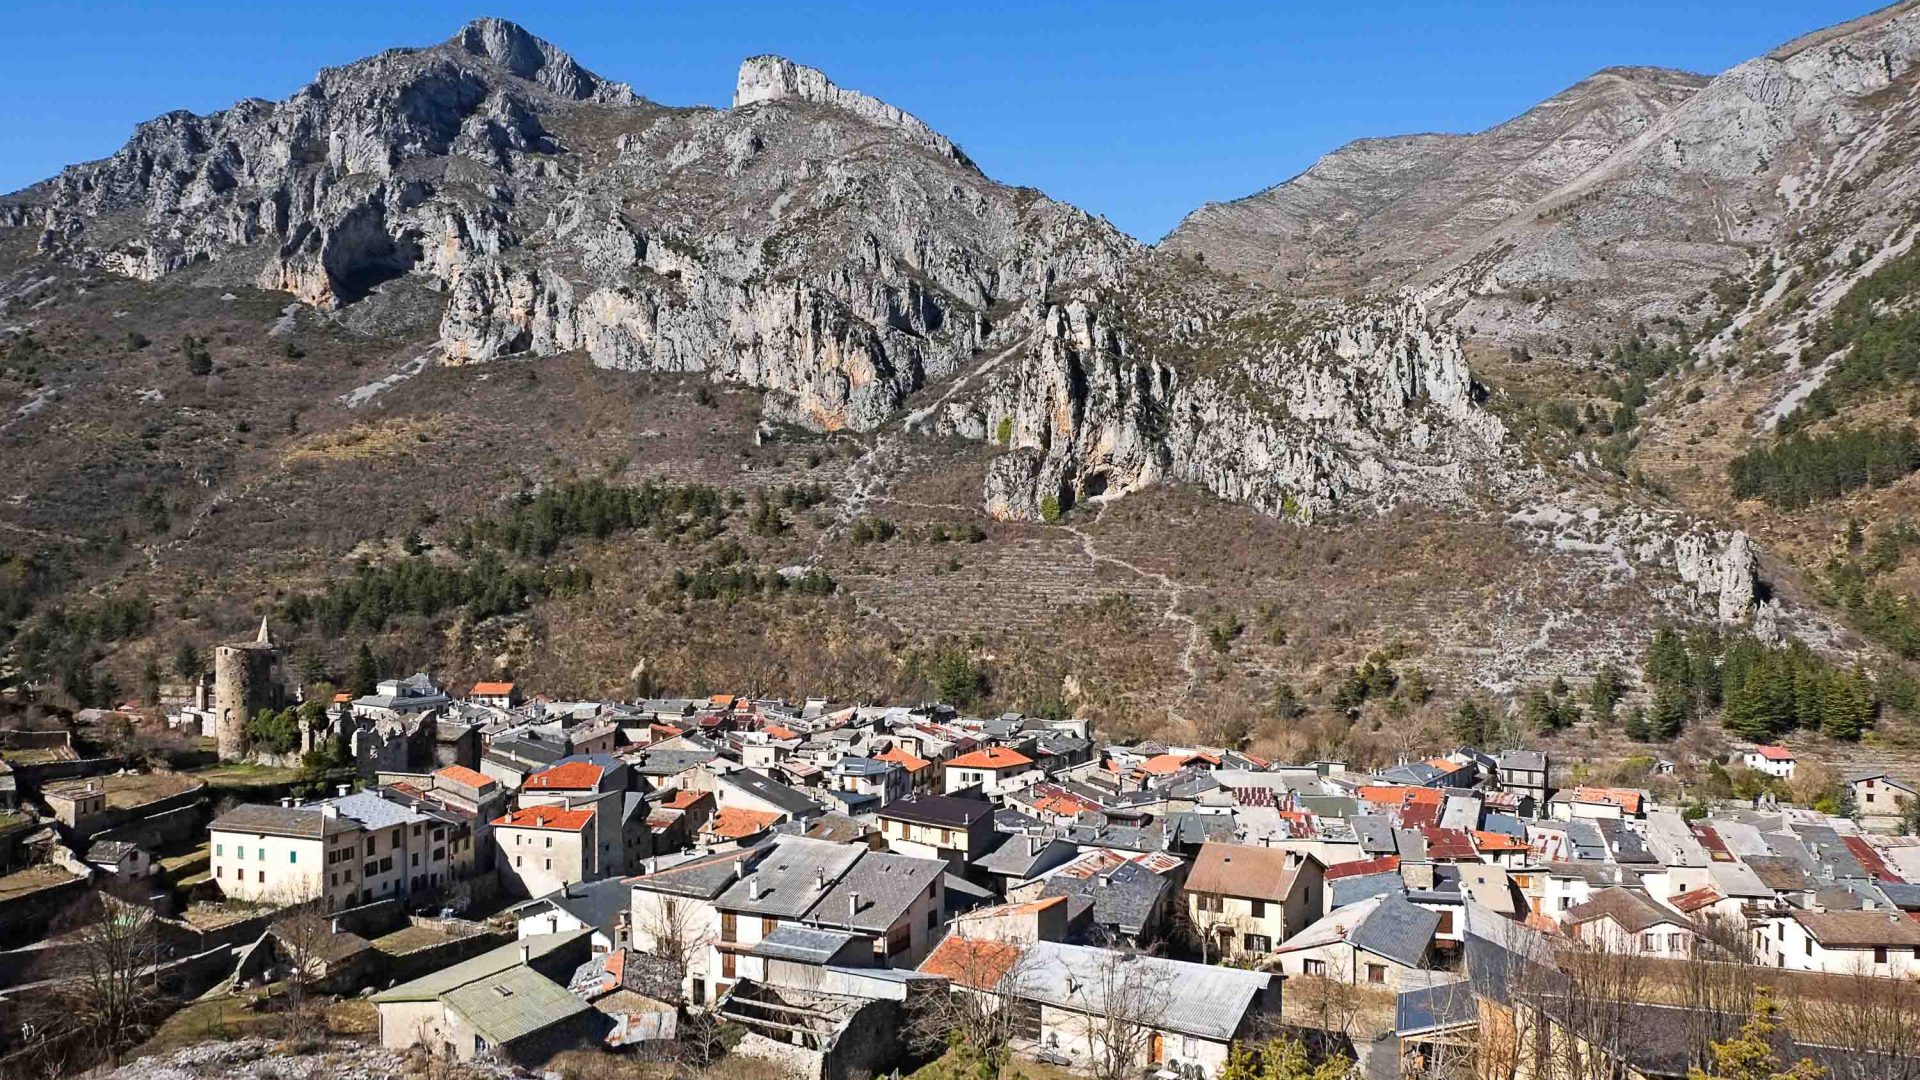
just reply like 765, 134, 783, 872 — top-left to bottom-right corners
1876, 946, 1889, 964
721, 953, 736, 979
256, 848, 264, 860
1244, 934, 1271, 953
721, 912, 737, 943
1303, 959, 1326, 976
257, 871, 264, 883
1182, 1037, 1197, 1057
1250, 899, 1267, 919
289, 851, 297, 864
1436, 911, 1455, 934
763, 917, 778, 936
1640, 933, 1654, 951
215, 844, 223, 857
1366, 964, 1386, 984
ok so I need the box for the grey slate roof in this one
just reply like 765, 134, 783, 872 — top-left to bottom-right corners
1040, 859, 1170, 937
512, 877, 633, 936
721, 770, 821, 817
751, 924, 865, 964
629, 846, 759, 900
1349, 894, 1443, 968
807, 851, 945, 934
210, 802, 354, 840
1396, 979, 1477, 1036
718, 835, 862, 917
882, 792, 992, 829
975, 834, 1077, 878
1351, 815, 1398, 855
1330, 871, 1405, 910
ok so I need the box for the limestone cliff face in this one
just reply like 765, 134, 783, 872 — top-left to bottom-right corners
0, 17, 1774, 635
945, 295, 1513, 522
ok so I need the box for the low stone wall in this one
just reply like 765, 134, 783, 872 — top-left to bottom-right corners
92, 804, 202, 851
374, 927, 514, 987
0, 872, 91, 942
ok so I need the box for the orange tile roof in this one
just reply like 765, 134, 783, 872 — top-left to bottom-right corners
662, 789, 709, 810
1752, 745, 1794, 761
947, 746, 1034, 770
525, 761, 605, 790
1669, 887, 1723, 914
332, 692, 352, 703
650, 723, 686, 738
1472, 830, 1531, 853
1569, 786, 1644, 814
434, 765, 494, 789
1324, 855, 1400, 880
764, 725, 800, 741
1141, 753, 1192, 775
877, 746, 931, 773
709, 695, 736, 708
469, 681, 516, 696
918, 936, 1027, 991
1358, 785, 1445, 808
493, 806, 593, 831
708, 807, 780, 840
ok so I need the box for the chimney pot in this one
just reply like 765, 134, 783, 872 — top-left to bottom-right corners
519, 943, 531, 963
337, 784, 351, 798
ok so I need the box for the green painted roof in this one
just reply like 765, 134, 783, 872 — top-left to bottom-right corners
370, 930, 590, 1003
442, 964, 592, 1045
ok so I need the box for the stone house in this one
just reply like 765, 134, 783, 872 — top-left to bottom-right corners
1183, 842, 1325, 957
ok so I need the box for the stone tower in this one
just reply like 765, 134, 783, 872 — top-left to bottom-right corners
213, 617, 283, 761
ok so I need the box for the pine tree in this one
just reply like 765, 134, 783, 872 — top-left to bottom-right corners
1451, 699, 1490, 745
349, 643, 380, 698
1649, 685, 1691, 740
1623, 705, 1651, 741
1687, 988, 1824, 1080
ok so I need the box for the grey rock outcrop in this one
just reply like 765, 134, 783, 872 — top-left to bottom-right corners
0, 15, 1799, 640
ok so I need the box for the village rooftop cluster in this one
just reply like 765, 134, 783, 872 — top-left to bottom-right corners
1, 634, 1918, 1078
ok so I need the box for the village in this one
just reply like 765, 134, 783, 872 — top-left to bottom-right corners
0, 622, 1913, 1080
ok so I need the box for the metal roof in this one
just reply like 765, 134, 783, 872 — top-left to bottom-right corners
442, 963, 591, 1046
371, 930, 590, 1003
750, 924, 865, 963
1014, 942, 1271, 1042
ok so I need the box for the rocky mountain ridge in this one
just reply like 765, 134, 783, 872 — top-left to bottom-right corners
0, 12, 1798, 685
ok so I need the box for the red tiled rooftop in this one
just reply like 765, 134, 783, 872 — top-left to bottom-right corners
947, 746, 1033, 770
708, 807, 780, 840
525, 761, 605, 790
876, 746, 930, 773
919, 936, 1027, 990
493, 806, 593, 831
1752, 745, 1794, 761
1324, 855, 1401, 880
434, 765, 494, 789
469, 681, 515, 696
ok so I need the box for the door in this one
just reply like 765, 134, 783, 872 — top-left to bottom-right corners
1149, 1033, 1165, 1064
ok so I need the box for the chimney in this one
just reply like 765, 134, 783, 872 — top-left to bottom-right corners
749, 879, 761, 900
519, 943, 531, 963
848, 891, 861, 917
816, 869, 827, 891
337, 784, 351, 798
331, 917, 343, 934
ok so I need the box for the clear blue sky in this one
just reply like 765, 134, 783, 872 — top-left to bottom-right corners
0, 1, 1879, 241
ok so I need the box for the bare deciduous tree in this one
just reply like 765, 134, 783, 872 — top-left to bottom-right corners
1055, 950, 1176, 1080
18, 897, 171, 1075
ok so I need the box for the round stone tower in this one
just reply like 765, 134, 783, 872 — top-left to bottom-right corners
213, 617, 282, 761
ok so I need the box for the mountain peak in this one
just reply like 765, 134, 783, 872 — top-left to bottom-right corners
733, 55, 977, 173
448, 16, 633, 103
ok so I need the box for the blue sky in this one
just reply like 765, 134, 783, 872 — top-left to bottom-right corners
0, 1, 1878, 240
